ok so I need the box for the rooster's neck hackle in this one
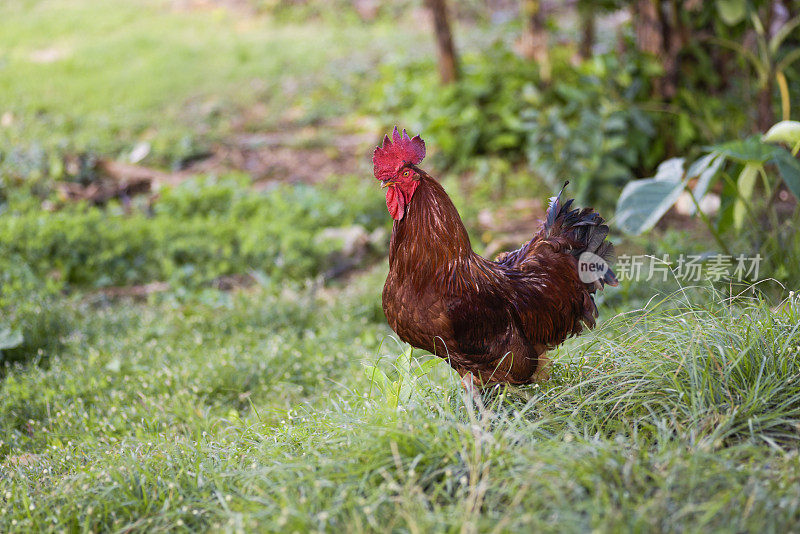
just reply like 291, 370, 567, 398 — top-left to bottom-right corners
389, 175, 473, 287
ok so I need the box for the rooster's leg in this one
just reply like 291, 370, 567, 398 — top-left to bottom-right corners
460, 372, 484, 409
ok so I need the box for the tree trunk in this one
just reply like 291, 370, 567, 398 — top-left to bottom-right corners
520, 0, 550, 81
631, 0, 689, 99
424, 0, 459, 84
757, 4, 776, 131
632, 0, 665, 97
633, 0, 662, 57
578, 4, 595, 60
657, 0, 682, 99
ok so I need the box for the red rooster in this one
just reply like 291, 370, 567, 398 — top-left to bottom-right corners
374, 128, 618, 388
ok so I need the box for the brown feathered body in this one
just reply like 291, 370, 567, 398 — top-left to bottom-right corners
382, 172, 617, 385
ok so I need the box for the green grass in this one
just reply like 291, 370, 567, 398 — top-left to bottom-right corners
1, 271, 799, 531
3, 1, 800, 531
0, 0, 421, 163
0, 174, 386, 289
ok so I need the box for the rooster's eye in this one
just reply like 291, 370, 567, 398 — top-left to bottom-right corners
403, 170, 410, 177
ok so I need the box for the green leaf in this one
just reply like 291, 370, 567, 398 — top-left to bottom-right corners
717, 174, 738, 234
396, 349, 417, 404
762, 121, 800, 150
711, 137, 781, 164
363, 364, 389, 395
707, 37, 767, 84
769, 15, 800, 54
687, 153, 717, 180
776, 48, 800, 81
733, 163, 759, 230
487, 133, 519, 151
716, 0, 746, 25
774, 149, 800, 201
616, 160, 686, 235
415, 357, 442, 377
676, 113, 696, 149
0, 327, 24, 351
387, 383, 399, 409
653, 157, 685, 181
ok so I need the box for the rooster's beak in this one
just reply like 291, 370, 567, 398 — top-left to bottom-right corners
381, 181, 396, 188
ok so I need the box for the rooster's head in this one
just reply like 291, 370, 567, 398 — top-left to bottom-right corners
373, 127, 426, 220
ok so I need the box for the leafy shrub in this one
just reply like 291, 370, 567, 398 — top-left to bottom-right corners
521, 49, 665, 205
370, 43, 674, 207
368, 34, 768, 209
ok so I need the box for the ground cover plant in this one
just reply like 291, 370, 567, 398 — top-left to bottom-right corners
1, 0, 800, 532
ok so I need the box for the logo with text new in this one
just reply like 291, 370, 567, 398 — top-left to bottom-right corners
577, 252, 610, 284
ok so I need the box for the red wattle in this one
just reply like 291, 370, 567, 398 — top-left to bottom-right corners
386, 186, 405, 220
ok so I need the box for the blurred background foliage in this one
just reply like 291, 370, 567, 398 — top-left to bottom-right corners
0, 0, 799, 361
1, 0, 798, 364
1, 1, 800, 530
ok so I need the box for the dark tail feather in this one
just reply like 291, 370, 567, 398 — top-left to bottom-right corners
545, 181, 570, 230
543, 183, 618, 291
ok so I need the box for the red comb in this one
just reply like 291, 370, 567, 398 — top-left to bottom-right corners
372, 127, 426, 181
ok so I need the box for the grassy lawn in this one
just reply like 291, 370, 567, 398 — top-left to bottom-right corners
2, 1, 800, 532
2, 269, 799, 531
0, 0, 419, 161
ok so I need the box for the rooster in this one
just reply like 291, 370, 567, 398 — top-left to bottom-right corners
374, 128, 618, 389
